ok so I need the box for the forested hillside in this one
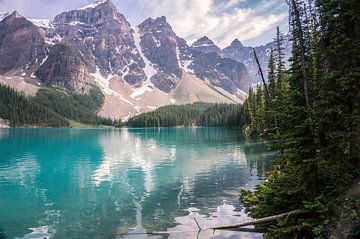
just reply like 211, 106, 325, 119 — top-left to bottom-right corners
240, 0, 360, 238
33, 87, 115, 126
127, 103, 243, 128
0, 84, 69, 127
0, 85, 118, 127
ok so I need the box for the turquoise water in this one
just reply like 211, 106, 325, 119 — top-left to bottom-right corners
0, 128, 275, 239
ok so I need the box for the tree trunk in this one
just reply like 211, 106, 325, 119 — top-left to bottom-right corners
253, 48, 279, 135
290, 0, 311, 110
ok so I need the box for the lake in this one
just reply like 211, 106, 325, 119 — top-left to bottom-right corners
0, 128, 276, 239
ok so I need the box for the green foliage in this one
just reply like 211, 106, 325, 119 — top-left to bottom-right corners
32, 86, 115, 126
243, 86, 276, 138
197, 103, 243, 127
240, 0, 360, 237
0, 84, 69, 127
0, 84, 121, 127
127, 102, 208, 127
127, 102, 244, 128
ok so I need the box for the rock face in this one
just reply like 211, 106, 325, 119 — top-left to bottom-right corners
36, 44, 92, 92
136, 16, 183, 92
0, 11, 47, 74
192, 36, 221, 55
188, 36, 250, 94
0, 1, 251, 95
222, 37, 292, 85
134, 16, 251, 94
138, 17, 181, 77
192, 51, 250, 94
51, 0, 146, 87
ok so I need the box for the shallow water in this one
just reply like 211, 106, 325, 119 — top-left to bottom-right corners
0, 128, 276, 239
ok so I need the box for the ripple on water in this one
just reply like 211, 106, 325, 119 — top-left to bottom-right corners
0, 128, 274, 239
15, 226, 52, 239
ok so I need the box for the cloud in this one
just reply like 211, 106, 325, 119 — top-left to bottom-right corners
0, 0, 288, 47
118, 0, 288, 47
0, 0, 89, 19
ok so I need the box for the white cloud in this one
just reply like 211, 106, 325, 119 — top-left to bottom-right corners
125, 0, 288, 48
0, 0, 288, 47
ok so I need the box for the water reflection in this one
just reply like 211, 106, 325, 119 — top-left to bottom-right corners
0, 128, 276, 239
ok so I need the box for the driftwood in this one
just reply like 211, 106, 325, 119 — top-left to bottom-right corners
211, 209, 305, 230
114, 210, 305, 236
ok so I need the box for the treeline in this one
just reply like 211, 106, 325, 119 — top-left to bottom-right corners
32, 87, 116, 126
240, 0, 360, 238
197, 103, 243, 127
0, 84, 120, 127
127, 102, 244, 128
0, 84, 69, 127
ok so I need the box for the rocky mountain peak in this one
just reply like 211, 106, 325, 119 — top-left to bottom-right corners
54, 0, 121, 25
0, 2, 255, 119
222, 35, 291, 85
0, 10, 47, 74
78, 0, 112, 10
191, 36, 221, 55
154, 16, 167, 25
139, 16, 172, 33
192, 36, 214, 47
49, 0, 136, 79
230, 38, 243, 48
0, 12, 10, 22
137, 15, 183, 92
9, 11, 21, 18
1, 11, 26, 25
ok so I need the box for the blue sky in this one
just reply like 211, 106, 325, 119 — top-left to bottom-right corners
0, 0, 289, 47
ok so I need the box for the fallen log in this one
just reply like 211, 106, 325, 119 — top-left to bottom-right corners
211, 209, 305, 230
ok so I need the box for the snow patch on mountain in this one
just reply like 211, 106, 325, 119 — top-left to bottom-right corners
29, 19, 53, 29
183, 60, 194, 74
130, 83, 154, 99
45, 34, 62, 46
68, 21, 86, 26
130, 26, 158, 99
91, 66, 133, 105
0, 12, 10, 21
40, 55, 48, 66
193, 44, 213, 47
133, 27, 157, 81
176, 45, 194, 74
134, 105, 141, 113
175, 45, 181, 67
78, 0, 108, 10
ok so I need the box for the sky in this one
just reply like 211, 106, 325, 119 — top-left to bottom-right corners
0, 0, 289, 47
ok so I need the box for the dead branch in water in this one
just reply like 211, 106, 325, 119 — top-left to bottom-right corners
211, 209, 305, 230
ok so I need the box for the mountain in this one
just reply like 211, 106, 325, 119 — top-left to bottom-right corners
222, 37, 292, 85
0, 0, 288, 121
192, 36, 221, 55
36, 44, 92, 92
0, 11, 47, 74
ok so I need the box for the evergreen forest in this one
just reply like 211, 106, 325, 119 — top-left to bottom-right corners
240, 0, 360, 238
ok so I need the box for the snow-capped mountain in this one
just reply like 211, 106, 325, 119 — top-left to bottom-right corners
0, 0, 289, 120
192, 36, 221, 55
222, 37, 292, 85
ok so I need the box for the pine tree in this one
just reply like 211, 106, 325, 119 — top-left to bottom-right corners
274, 26, 286, 84
314, 0, 360, 190
268, 49, 277, 99
241, 0, 360, 237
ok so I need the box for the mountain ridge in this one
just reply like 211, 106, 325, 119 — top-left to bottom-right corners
0, 0, 290, 120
